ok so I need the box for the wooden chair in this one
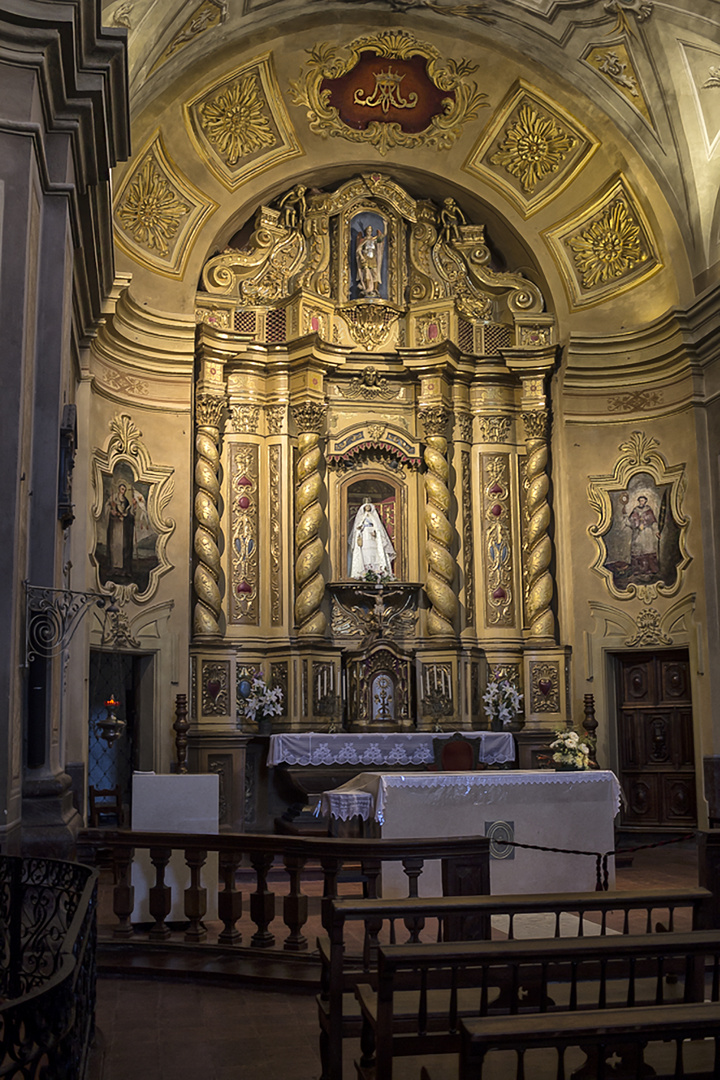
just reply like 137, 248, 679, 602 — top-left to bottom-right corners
432, 733, 481, 771
88, 784, 124, 827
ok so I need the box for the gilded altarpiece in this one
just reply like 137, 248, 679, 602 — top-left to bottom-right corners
191, 171, 572, 797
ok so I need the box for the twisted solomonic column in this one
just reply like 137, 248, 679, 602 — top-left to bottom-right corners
193, 394, 225, 638
292, 402, 328, 637
522, 409, 555, 640
420, 405, 457, 636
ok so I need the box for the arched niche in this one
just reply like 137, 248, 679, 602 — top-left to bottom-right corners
338, 470, 405, 580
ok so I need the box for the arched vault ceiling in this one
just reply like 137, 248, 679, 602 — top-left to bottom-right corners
105, 0, 720, 306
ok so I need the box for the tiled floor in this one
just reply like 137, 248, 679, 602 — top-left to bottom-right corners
92, 836, 700, 1080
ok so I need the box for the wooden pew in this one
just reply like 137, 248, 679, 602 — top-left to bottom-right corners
459, 1001, 720, 1079
354, 930, 720, 1079
318, 887, 712, 1080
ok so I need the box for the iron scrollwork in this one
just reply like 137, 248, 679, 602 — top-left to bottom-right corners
25, 583, 108, 664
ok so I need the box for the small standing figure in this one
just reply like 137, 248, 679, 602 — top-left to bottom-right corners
356, 225, 386, 297
106, 482, 135, 575
278, 184, 307, 231
626, 494, 660, 577
440, 197, 466, 244
349, 502, 396, 578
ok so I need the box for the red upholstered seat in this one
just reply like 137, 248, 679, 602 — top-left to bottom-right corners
431, 732, 483, 771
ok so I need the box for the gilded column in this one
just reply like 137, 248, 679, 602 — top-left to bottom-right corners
193, 394, 225, 638
292, 402, 327, 637
522, 409, 555, 640
420, 405, 457, 636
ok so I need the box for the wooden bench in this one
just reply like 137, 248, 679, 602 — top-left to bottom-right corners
354, 930, 720, 1079
459, 1001, 720, 1079
318, 887, 712, 1080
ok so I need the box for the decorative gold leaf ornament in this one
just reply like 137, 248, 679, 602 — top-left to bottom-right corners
543, 176, 660, 307
116, 157, 190, 257
114, 135, 217, 277
490, 104, 577, 194
200, 75, 276, 165
567, 198, 644, 288
290, 30, 488, 156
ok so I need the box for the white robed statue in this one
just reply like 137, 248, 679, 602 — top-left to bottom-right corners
349, 502, 396, 579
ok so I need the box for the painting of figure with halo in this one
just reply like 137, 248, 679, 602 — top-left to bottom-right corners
94, 463, 159, 592
602, 471, 683, 592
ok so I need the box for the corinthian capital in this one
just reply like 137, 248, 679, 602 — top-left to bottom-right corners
522, 410, 549, 441
291, 401, 327, 434
196, 394, 226, 430
419, 405, 451, 439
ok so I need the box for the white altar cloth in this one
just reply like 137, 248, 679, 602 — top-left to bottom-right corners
320, 770, 621, 897
267, 730, 515, 767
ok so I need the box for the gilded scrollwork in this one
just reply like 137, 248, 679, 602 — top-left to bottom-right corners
338, 366, 398, 400
230, 444, 259, 624
456, 413, 474, 443
266, 405, 285, 435
229, 405, 260, 434
478, 415, 511, 443
419, 405, 450, 439
292, 402, 327, 435
201, 660, 230, 717
269, 445, 282, 625
290, 31, 488, 157
461, 450, 475, 626
482, 455, 514, 627
199, 74, 275, 166
338, 303, 401, 349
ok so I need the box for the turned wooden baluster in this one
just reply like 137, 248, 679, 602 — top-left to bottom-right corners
402, 856, 426, 942
184, 847, 208, 943
283, 853, 308, 951
583, 693, 600, 769
173, 693, 190, 774
112, 846, 135, 939
148, 846, 172, 940
218, 849, 243, 945
250, 851, 275, 947
361, 858, 383, 971
320, 854, 342, 933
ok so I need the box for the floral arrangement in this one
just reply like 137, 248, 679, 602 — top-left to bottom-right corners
549, 728, 591, 770
243, 672, 284, 724
361, 568, 395, 584
482, 671, 523, 729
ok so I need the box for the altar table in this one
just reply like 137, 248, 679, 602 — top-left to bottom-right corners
319, 770, 621, 897
267, 730, 515, 768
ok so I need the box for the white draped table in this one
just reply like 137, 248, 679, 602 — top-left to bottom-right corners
319, 770, 621, 897
267, 730, 516, 768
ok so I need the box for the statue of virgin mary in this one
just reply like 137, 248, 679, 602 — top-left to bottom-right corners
348, 502, 396, 579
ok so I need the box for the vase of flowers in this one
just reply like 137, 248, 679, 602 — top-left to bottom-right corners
242, 672, 284, 735
482, 671, 524, 732
549, 729, 591, 770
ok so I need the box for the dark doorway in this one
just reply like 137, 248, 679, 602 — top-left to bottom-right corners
615, 649, 696, 829
88, 649, 154, 825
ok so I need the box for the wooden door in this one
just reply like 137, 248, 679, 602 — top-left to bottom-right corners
616, 650, 696, 828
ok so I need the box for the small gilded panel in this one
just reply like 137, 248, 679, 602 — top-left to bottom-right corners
481, 454, 515, 628
463, 81, 598, 217
542, 175, 661, 308
201, 660, 230, 717
269, 445, 283, 625
230, 443, 259, 624
114, 134, 217, 278
529, 660, 560, 713
461, 450, 475, 626
185, 53, 302, 191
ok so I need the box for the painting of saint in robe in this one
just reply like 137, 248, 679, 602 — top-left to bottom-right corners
350, 212, 388, 300
95, 465, 159, 593
601, 471, 683, 592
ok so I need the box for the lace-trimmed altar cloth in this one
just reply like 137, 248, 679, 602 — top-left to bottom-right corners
267, 731, 515, 768
319, 769, 622, 825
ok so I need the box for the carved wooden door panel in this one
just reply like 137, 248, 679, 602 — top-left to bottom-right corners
616, 650, 696, 828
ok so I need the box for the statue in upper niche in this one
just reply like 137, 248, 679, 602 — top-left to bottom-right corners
355, 224, 386, 298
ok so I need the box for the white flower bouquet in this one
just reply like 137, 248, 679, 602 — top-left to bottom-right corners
549, 728, 591, 770
483, 672, 523, 730
243, 673, 284, 728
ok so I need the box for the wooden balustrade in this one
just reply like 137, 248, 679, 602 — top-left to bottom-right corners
83, 828, 490, 966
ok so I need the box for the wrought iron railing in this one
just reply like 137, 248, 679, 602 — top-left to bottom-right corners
0, 855, 98, 1080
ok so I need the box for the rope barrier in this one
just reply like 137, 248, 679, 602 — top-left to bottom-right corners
495, 831, 696, 891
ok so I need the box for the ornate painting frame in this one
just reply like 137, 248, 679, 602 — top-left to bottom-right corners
91, 414, 175, 604
587, 431, 690, 602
